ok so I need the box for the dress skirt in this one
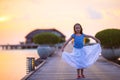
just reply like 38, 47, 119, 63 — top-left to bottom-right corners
62, 43, 102, 69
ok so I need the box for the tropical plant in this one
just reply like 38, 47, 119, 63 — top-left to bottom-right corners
84, 38, 90, 44
95, 29, 120, 48
33, 32, 60, 45
95, 29, 120, 60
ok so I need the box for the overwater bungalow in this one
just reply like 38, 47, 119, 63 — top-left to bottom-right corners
25, 28, 66, 44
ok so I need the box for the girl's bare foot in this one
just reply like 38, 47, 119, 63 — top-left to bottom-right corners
81, 74, 85, 78
77, 75, 81, 79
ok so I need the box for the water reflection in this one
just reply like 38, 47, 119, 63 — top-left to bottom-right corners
0, 49, 39, 80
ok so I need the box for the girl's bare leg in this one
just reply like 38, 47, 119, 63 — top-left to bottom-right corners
81, 69, 85, 78
77, 69, 85, 78
77, 69, 80, 76
81, 69, 84, 75
77, 69, 81, 78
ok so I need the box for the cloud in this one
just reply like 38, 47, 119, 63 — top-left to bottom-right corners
86, 8, 102, 19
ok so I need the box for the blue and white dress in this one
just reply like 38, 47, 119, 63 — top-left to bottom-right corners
62, 34, 102, 69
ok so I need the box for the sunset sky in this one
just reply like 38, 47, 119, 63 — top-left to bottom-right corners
0, 0, 120, 44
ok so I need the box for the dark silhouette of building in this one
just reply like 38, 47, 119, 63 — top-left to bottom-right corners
25, 29, 66, 44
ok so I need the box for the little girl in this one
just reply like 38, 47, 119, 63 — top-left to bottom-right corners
61, 23, 101, 79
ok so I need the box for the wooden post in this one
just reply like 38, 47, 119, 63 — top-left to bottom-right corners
26, 57, 35, 74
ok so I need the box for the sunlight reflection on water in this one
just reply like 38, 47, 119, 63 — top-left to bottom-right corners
0, 49, 39, 80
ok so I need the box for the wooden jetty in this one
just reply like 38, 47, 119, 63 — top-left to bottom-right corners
21, 43, 120, 80
22, 53, 120, 80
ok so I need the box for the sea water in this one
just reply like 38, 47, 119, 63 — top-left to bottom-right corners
0, 49, 39, 80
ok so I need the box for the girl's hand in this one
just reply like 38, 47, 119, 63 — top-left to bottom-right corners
96, 40, 101, 44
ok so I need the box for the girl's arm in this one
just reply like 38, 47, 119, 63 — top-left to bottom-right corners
61, 37, 73, 52
84, 34, 101, 43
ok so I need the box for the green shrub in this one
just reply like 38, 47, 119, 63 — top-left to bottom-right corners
33, 32, 60, 45
95, 29, 120, 48
59, 38, 65, 43
84, 38, 90, 44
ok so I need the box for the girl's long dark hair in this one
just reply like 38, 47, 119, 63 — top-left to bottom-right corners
74, 23, 83, 34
